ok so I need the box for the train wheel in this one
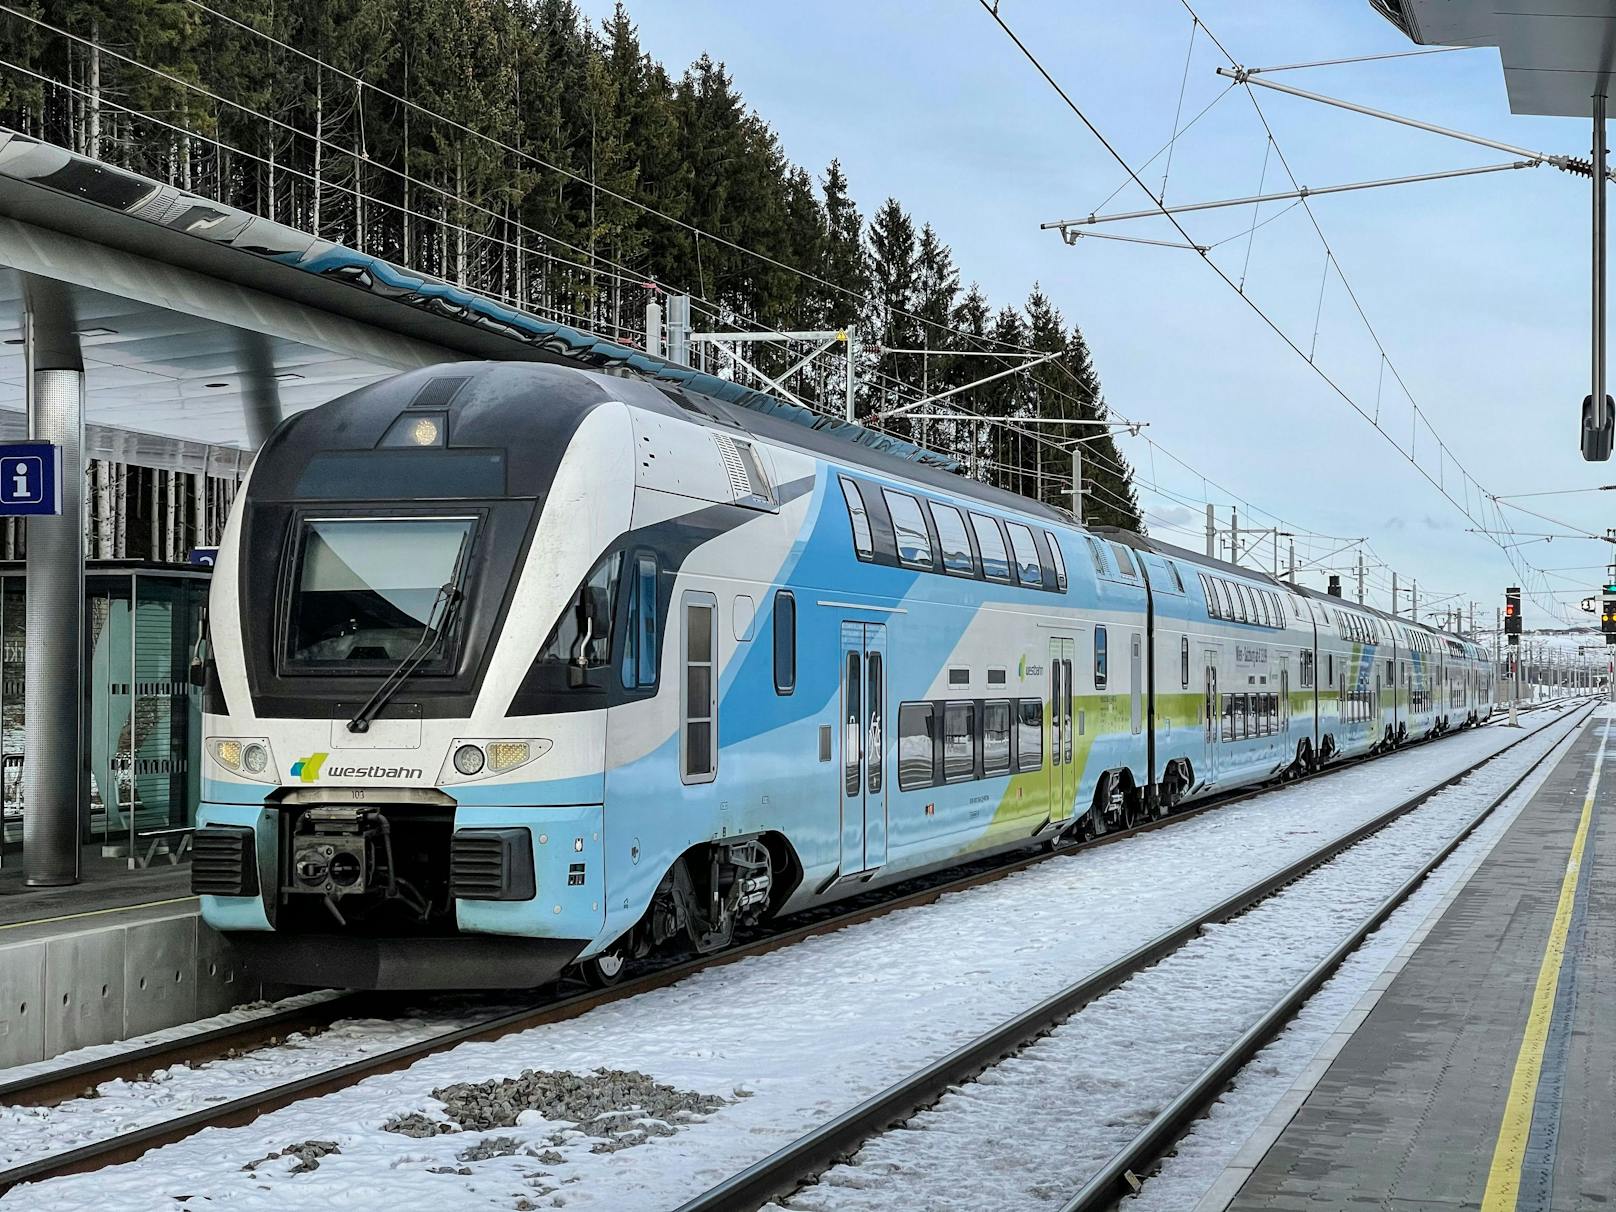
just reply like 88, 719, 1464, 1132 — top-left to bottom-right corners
580, 940, 631, 989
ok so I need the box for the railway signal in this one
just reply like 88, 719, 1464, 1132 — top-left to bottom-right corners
1504, 587, 1522, 643
1604, 582, 1616, 643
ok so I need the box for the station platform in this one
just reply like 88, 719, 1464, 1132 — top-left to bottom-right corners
1213, 709, 1614, 1211
0, 854, 262, 1067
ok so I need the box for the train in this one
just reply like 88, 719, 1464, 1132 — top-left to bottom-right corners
191, 359, 1496, 989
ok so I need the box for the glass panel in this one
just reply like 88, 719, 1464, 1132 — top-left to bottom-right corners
840, 478, 873, 559
636, 557, 658, 687
295, 449, 505, 500
287, 517, 474, 667
687, 605, 712, 663
884, 490, 934, 568
1045, 532, 1068, 591
943, 702, 975, 781
773, 591, 796, 694
1108, 541, 1136, 577
1017, 699, 1042, 770
1094, 627, 1109, 688
844, 651, 862, 796
983, 701, 1011, 773
132, 576, 191, 837
867, 652, 883, 794
1063, 660, 1074, 762
1006, 523, 1041, 586
686, 666, 711, 720
685, 723, 712, 775
932, 503, 975, 576
972, 515, 1012, 581
898, 702, 935, 790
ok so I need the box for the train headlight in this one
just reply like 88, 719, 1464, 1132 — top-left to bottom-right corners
440, 739, 551, 783
453, 744, 486, 776
487, 741, 530, 771
206, 737, 278, 783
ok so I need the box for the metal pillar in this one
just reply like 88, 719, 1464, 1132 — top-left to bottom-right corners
22, 291, 84, 886
1592, 92, 1612, 460
1230, 507, 1239, 565
1205, 504, 1215, 557
644, 299, 663, 359
844, 327, 857, 424
1071, 445, 1084, 525
1287, 537, 1296, 582
239, 332, 282, 450
666, 294, 691, 367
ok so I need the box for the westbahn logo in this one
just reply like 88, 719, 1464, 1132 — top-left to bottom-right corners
290, 753, 328, 783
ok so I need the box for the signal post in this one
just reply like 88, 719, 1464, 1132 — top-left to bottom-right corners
1505, 586, 1521, 725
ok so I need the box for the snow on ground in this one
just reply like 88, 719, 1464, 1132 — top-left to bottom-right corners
0, 711, 1582, 1212
1128, 710, 1600, 1212
777, 709, 1588, 1211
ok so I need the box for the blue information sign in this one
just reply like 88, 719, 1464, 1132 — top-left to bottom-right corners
188, 547, 219, 567
0, 442, 61, 516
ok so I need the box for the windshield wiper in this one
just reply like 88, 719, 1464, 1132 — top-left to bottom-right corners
346, 534, 469, 735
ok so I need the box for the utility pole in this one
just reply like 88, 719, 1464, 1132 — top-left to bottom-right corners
1287, 536, 1296, 583
1390, 567, 1397, 613
1071, 445, 1083, 525
1205, 504, 1215, 557
1231, 507, 1240, 566
1412, 580, 1419, 619
1358, 551, 1367, 604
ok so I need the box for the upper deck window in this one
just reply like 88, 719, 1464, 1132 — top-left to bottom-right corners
1044, 532, 1068, 591
883, 490, 935, 569
932, 503, 976, 576
1006, 523, 1043, 587
839, 478, 874, 561
284, 516, 475, 671
972, 514, 1014, 582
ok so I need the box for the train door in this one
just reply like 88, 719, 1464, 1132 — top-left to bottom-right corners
1129, 632, 1143, 735
1048, 636, 1076, 822
1203, 649, 1219, 781
839, 622, 888, 874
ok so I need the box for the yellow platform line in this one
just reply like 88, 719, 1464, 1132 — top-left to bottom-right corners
0, 895, 196, 933
1481, 719, 1608, 1211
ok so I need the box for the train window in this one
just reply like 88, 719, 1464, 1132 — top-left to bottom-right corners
840, 478, 874, 561
621, 554, 659, 690
1006, 523, 1043, 587
884, 490, 934, 569
1086, 536, 1108, 576
1108, 541, 1137, 578
1199, 574, 1218, 618
1181, 636, 1190, 688
1094, 626, 1109, 689
1016, 699, 1043, 770
1044, 532, 1068, 592
867, 654, 884, 795
983, 701, 1012, 774
1167, 562, 1185, 593
843, 652, 862, 796
1300, 649, 1314, 688
972, 514, 1014, 581
1217, 580, 1237, 620
773, 590, 796, 695
988, 668, 1007, 685
1242, 585, 1260, 624
898, 703, 937, 790
932, 503, 976, 576
943, 702, 976, 782
681, 594, 718, 783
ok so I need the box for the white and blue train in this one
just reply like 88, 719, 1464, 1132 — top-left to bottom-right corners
192, 361, 1496, 988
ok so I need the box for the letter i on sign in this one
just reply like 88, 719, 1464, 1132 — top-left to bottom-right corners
10, 463, 26, 499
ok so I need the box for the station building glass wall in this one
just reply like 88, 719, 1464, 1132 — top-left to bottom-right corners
0, 564, 210, 861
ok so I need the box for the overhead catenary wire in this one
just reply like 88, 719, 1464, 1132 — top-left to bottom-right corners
983, 0, 1574, 624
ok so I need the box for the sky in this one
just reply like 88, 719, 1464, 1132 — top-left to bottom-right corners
578, 0, 1615, 637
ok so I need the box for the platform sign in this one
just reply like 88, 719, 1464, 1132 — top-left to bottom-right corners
188, 547, 218, 567
0, 442, 61, 516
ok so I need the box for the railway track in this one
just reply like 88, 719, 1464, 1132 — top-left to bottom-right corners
669, 699, 1595, 1212
0, 698, 1584, 1197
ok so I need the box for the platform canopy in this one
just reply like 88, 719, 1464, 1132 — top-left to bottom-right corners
0, 129, 952, 481
1373, 0, 1616, 119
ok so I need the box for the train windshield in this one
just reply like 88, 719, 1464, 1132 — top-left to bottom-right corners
285, 516, 475, 669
